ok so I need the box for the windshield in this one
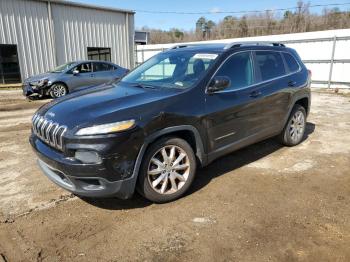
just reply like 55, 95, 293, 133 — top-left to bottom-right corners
120, 51, 219, 89
50, 62, 76, 73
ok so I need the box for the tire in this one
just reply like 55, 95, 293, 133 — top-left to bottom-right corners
279, 104, 307, 146
50, 83, 68, 98
137, 137, 197, 203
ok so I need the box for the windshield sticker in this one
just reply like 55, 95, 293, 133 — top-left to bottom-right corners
193, 53, 218, 60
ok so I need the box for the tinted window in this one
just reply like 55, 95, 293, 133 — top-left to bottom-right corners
215, 52, 254, 90
283, 53, 300, 73
93, 62, 115, 72
255, 51, 286, 81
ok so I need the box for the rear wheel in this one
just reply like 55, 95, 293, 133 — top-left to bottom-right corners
50, 83, 68, 98
137, 137, 196, 203
279, 104, 306, 146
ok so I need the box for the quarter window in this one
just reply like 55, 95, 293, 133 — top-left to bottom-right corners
255, 51, 286, 81
283, 53, 300, 73
215, 52, 254, 90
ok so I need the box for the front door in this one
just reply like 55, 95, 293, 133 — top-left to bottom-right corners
204, 51, 268, 159
67, 62, 94, 90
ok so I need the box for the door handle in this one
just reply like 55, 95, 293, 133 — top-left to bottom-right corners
249, 90, 262, 98
288, 80, 297, 87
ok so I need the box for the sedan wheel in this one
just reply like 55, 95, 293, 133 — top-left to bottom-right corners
50, 84, 67, 98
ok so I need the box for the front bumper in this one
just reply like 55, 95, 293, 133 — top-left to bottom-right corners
30, 133, 143, 199
22, 83, 48, 97
37, 158, 136, 198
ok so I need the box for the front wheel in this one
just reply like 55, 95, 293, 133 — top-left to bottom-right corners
279, 104, 307, 146
137, 137, 196, 203
50, 83, 68, 98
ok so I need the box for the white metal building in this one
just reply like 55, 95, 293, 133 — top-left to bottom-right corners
0, 0, 135, 84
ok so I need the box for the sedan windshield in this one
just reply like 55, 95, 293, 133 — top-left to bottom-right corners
50, 62, 76, 73
120, 51, 219, 89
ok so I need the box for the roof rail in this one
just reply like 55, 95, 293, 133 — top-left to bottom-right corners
224, 41, 285, 50
171, 45, 189, 49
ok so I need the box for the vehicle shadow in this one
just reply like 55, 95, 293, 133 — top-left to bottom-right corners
80, 122, 315, 210
188, 122, 315, 196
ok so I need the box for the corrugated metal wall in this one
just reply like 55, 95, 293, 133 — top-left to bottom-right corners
51, 2, 134, 69
0, 0, 134, 81
0, 0, 56, 80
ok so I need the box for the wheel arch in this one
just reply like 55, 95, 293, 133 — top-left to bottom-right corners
126, 125, 207, 198
144, 125, 207, 167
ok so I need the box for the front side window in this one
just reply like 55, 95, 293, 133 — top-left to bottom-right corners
71, 63, 92, 74
214, 51, 254, 90
120, 51, 219, 89
283, 53, 300, 73
255, 51, 286, 81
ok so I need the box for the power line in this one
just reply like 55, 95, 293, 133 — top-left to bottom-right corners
134, 2, 350, 15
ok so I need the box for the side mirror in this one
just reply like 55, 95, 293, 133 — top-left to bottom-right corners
73, 70, 79, 75
207, 76, 231, 93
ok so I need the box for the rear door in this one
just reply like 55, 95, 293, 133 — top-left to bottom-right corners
204, 51, 268, 155
93, 62, 116, 85
252, 50, 292, 132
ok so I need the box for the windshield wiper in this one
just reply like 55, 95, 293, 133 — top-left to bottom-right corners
131, 83, 156, 89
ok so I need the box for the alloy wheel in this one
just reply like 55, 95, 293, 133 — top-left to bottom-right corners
289, 110, 305, 143
147, 145, 190, 195
52, 84, 67, 97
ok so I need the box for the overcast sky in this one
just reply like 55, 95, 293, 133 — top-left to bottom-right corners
73, 0, 350, 30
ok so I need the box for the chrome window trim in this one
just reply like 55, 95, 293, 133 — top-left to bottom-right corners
206, 49, 302, 95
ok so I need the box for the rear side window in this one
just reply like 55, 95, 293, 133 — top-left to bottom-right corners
283, 53, 300, 73
93, 63, 114, 72
255, 51, 286, 81
215, 52, 254, 90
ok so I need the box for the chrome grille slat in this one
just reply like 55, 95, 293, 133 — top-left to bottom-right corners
31, 114, 67, 151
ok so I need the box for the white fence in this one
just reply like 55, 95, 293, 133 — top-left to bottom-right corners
135, 29, 350, 88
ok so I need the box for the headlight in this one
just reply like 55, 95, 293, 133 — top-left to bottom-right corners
75, 119, 135, 136
38, 79, 49, 87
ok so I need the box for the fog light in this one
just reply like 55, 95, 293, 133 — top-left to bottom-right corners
75, 150, 102, 164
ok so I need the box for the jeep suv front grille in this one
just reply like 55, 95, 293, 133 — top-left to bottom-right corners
32, 114, 67, 151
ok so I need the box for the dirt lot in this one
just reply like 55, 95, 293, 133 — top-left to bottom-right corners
0, 89, 349, 262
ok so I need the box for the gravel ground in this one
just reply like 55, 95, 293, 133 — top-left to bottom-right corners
0, 89, 349, 261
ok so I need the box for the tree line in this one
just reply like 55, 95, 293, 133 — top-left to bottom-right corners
140, 1, 350, 44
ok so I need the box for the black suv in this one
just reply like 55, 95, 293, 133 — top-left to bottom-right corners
30, 42, 311, 203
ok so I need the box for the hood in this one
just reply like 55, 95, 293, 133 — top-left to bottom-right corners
37, 83, 178, 130
25, 72, 58, 84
